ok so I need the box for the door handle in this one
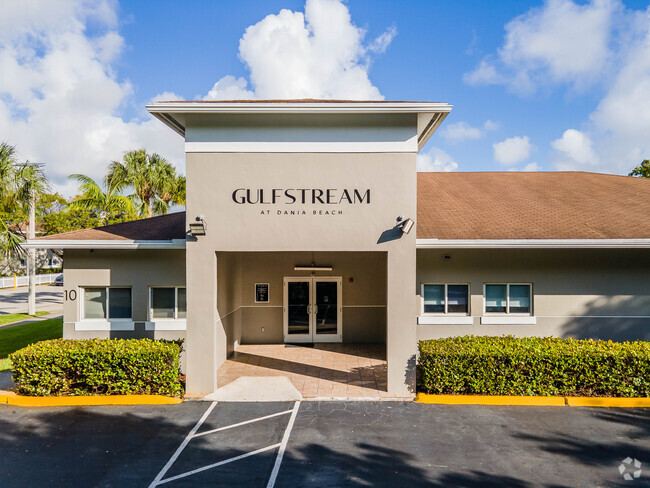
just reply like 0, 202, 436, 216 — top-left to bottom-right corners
314, 305, 318, 314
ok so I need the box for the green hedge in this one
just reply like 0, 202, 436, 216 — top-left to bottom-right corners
418, 336, 650, 397
9, 339, 183, 397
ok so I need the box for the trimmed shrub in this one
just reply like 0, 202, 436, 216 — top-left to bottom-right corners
418, 336, 650, 397
9, 339, 183, 397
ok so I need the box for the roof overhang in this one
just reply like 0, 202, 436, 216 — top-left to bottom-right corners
146, 101, 452, 151
23, 239, 187, 250
416, 238, 650, 249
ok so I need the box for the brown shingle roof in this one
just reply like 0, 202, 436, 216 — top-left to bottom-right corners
36, 212, 186, 241
35, 173, 650, 243
417, 172, 650, 240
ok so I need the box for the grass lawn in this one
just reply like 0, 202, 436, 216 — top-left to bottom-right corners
0, 318, 63, 361
0, 311, 48, 327
0, 358, 11, 372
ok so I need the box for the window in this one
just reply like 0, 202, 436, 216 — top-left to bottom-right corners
484, 284, 532, 314
150, 287, 186, 320
422, 284, 469, 314
82, 287, 132, 320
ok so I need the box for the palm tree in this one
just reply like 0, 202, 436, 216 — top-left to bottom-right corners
69, 174, 135, 225
157, 174, 186, 213
0, 143, 21, 258
108, 150, 182, 218
14, 161, 50, 315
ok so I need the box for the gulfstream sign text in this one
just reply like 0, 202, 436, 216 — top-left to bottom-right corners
232, 188, 371, 205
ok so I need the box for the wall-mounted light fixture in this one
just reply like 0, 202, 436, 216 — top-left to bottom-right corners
397, 216, 414, 234
189, 215, 206, 236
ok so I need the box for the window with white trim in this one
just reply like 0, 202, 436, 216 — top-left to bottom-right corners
82, 287, 132, 320
484, 284, 532, 314
150, 287, 186, 320
422, 284, 469, 314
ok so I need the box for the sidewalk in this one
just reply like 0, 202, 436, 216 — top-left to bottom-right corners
0, 312, 63, 330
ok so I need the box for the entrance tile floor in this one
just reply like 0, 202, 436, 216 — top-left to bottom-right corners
217, 343, 408, 399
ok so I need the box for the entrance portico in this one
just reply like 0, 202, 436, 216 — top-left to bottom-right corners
147, 100, 452, 397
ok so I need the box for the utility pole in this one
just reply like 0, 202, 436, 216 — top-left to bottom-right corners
27, 191, 35, 316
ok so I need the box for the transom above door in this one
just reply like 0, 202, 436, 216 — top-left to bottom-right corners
283, 277, 342, 343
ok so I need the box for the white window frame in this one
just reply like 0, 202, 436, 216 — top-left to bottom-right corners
421, 283, 470, 316
148, 286, 186, 321
483, 283, 533, 316
80, 286, 133, 320
76, 286, 134, 331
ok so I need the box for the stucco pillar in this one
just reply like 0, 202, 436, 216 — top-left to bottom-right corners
185, 245, 218, 395
386, 239, 418, 395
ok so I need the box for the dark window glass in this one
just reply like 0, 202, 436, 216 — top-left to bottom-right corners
177, 288, 187, 319
109, 288, 131, 319
485, 285, 507, 313
447, 285, 469, 314
509, 285, 531, 313
423, 285, 445, 313
152, 288, 175, 319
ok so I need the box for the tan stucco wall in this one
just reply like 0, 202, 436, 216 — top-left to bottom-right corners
186, 152, 416, 395
62, 249, 186, 344
416, 248, 650, 341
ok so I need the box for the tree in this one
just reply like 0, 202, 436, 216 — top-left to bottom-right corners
0, 143, 22, 258
108, 149, 183, 218
629, 160, 650, 178
69, 174, 135, 225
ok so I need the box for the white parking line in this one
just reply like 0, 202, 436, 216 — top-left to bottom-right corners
193, 409, 294, 438
266, 401, 300, 488
157, 443, 282, 485
149, 402, 301, 487
149, 402, 217, 488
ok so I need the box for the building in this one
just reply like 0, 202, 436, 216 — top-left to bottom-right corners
26, 100, 650, 398
1, 222, 62, 277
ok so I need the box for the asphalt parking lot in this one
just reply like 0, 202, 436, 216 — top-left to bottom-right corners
0, 401, 648, 487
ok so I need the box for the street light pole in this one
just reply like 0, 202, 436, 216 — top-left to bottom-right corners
27, 192, 35, 316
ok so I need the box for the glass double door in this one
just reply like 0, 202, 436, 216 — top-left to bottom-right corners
283, 277, 342, 343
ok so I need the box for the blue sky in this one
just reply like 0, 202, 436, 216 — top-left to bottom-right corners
1, 0, 649, 193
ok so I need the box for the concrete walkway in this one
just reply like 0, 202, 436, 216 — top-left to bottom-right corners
0, 312, 62, 330
217, 344, 409, 400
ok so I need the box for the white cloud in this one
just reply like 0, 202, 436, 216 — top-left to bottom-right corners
467, 0, 650, 174
204, 76, 254, 100
204, 0, 394, 100
465, 0, 620, 94
0, 0, 184, 195
416, 147, 459, 172
440, 120, 498, 143
551, 129, 598, 169
523, 162, 541, 171
493, 136, 532, 165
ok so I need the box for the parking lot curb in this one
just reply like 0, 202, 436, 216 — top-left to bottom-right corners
0, 390, 182, 407
415, 393, 650, 407
415, 394, 566, 406
565, 397, 650, 408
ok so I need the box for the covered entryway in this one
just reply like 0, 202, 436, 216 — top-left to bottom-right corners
216, 343, 407, 399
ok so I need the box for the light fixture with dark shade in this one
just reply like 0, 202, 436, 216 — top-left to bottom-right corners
397, 216, 414, 234
189, 216, 206, 236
